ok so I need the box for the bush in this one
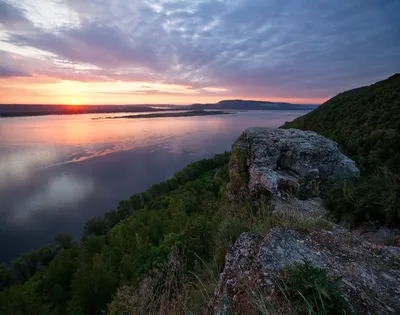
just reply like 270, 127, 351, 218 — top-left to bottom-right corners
283, 74, 400, 226
252, 261, 352, 315
214, 217, 250, 264
324, 168, 400, 226
280, 261, 352, 315
0, 265, 11, 290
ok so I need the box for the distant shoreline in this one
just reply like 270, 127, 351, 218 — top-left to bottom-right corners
0, 106, 173, 118
0, 101, 318, 118
92, 110, 232, 120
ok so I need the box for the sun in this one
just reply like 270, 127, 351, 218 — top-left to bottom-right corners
70, 99, 78, 105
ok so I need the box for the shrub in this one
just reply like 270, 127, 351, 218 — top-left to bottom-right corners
252, 261, 352, 315
0, 265, 12, 290
214, 217, 250, 264
324, 168, 400, 226
280, 261, 352, 315
283, 74, 400, 226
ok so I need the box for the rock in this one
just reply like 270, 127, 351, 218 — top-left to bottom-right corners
207, 228, 400, 315
353, 226, 400, 247
210, 127, 397, 314
271, 197, 327, 219
207, 232, 262, 314
228, 128, 359, 200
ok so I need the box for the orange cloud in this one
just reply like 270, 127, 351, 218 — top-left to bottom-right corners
0, 74, 327, 105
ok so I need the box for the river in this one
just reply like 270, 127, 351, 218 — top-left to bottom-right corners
0, 110, 309, 263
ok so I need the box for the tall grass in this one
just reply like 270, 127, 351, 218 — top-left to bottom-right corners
250, 261, 352, 315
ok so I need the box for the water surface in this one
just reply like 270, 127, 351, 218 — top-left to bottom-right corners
0, 110, 309, 263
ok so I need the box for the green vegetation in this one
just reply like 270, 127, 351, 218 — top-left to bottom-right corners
252, 261, 352, 315
0, 234, 77, 288
92, 110, 231, 120
0, 153, 233, 314
0, 151, 348, 314
228, 135, 251, 198
3, 74, 396, 313
283, 74, 400, 226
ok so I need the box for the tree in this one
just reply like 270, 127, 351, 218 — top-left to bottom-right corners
84, 217, 108, 236
37, 245, 56, 266
70, 254, 117, 314
12, 251, 39, 282
54, 234, 75, 250
0, 264, 12, 289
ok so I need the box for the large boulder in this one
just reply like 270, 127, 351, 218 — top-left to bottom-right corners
209, 128, 398, 314
207, 228, 400, 314
228, 128, 359, 200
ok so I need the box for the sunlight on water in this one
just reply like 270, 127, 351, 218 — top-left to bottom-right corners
0, 110, 309, 262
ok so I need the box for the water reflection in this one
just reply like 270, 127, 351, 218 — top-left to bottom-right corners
12, 173, 94, 223
0, 148, 59, 190
0, 110, 309, 263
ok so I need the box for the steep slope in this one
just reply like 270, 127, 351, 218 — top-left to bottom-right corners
207, 127, 400, 315
283, 74, 400, 225
283, 74, 400, 174
1, 129, 399, 314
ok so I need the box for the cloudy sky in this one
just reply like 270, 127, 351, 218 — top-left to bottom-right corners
0, 0, 399, 105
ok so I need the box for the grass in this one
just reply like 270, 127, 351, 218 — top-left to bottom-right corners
108, 249, 222, 315
236, 200, 333, 237
107, 199, 335, 315
229, 136, 251, 194
249, 261, 353, 315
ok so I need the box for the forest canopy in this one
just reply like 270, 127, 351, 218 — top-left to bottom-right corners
283, 74, 400, 225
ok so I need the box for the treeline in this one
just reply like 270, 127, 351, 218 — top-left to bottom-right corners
0, 152, 232, 314
83, 152, 231, 236
283, 74, 400, 226
0, 234, 76, 288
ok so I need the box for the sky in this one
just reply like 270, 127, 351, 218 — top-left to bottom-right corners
0, 0, 399, 105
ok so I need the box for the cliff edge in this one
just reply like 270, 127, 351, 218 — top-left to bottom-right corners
209, 128, 400, 314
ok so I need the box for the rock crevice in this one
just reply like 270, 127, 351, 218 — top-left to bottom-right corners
210, 128, 399, 314
229, 127, 359, 200
208, 228, 400, 314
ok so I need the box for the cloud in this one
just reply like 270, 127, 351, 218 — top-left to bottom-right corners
97, 85, 229, 96
0, 147, 58, 190
12, 174, 94, 222
0, 64, 31, 77
1, 0, 399, 100
7, 24, 158, 70
0, 0, 33, 30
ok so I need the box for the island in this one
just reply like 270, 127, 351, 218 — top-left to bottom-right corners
0, 100, 316, 118
92, 110, 233, 120
1, 75, 399, 315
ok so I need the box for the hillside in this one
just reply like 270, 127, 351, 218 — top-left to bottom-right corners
0, 153, 234, 314
283, 74, 400, 225
1, 128, 399, 314
186, 99, 318, 111
1, 76, 400, 314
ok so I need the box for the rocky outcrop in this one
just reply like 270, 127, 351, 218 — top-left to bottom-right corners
207, 228, 400, 314
209, 128, 399, 314
228, 128, 359, 200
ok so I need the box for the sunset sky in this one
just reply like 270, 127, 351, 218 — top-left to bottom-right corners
0, 0, 399, 105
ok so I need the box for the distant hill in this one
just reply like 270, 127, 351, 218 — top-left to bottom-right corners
0, 104, 176, 117
185, 100, 318, 111
283, 74, 400, 225
0, 101, 317, 117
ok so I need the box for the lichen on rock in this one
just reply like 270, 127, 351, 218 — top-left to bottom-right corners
228, 127, 360, 200
207, 228, 400, 314
209, 127, 399, 315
